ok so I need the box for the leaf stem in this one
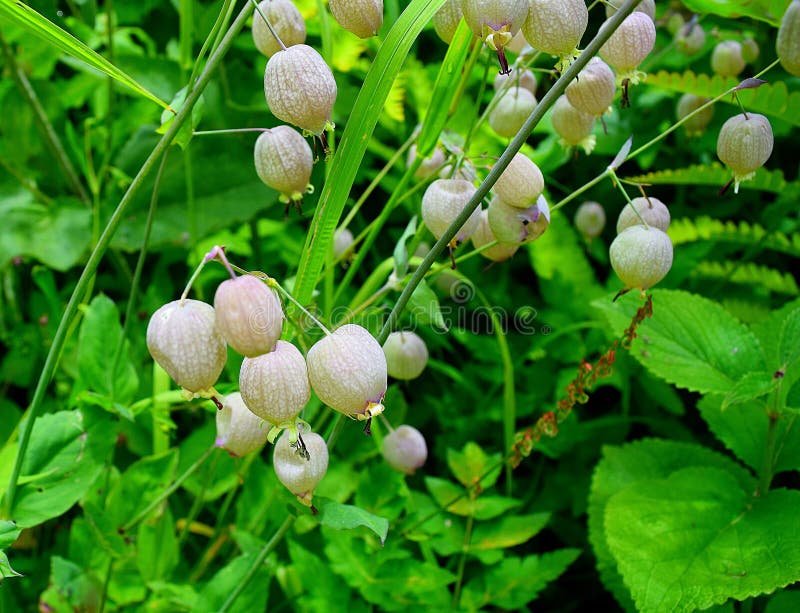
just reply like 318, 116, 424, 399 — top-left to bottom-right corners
2, 0, 256, 516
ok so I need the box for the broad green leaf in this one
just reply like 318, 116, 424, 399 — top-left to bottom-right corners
461, 550, 581, 610
424, 477, 520, 519
288, 540, 366, 613
315, 497, 390, 545
0, 1, 172, 111
752, 299, 800, 368
0, 520, 22, 580
779, 308, 800, 368
105, 449, 179, 528
446, 441, 502, 489
12, 408, 116, 528
193, 551, 271, 613
469, 513, 550, 551
698, 395, 800, 473
594, 290, 766, 394
0, 199, 92, 271
722, 371, 779, 411
0, 551, 22, 580
646, 70, 800, 127
681, 0, 789, 25
292, 0, 448, 308
77, 295, 139, 407
406, 279, 446, 329
39, 556, 101, 611
136, 506, 179, 582
605, 467, 800, 613
588, 439, 755, 611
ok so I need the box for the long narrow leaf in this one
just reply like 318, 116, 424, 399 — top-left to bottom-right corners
0, 0, 173, 111
292, 0, 447, 307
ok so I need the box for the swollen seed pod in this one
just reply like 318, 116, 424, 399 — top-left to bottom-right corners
307, 324, 387, 419
551, 95, 596, 153
434, 0, 463, 44
604, 0, 655, 19
146, 299, 227, 397
215, 393, 268, 457
717, 113, 774, 193
252, 0, 306, 58
574, 201, 606, 239
461, 0, 529, 73
494, 68, 537, 95
600, 12, 656, 81
264, 44, 337, 135
254, 126, 313, 206
274, 430, 328, 506
407, 144, 446, 180
383, 331, 429, 380
421, 179, 482, 243
471, 209, 519, 261
240, 340, 310, 426
522, 0, 588, 69
333, 227, 354, 260
711, 41, 745, 77
565, 57, 616, 117
493, 153, 544, 208
214, 275, 284, 358
329, 0, 383, 38
610, 226, 673, 290
616, 197, 670, 234
488, 87, 538, 138
676, 94, 714, 136
382, 425, 428, 475
488, 195, 549, 244
742, 38, 760, 63
675, 22, 705, 55
778, 1, 800, 76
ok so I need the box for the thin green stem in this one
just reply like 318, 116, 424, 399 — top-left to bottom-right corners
123, 446, 217, 532
194, 128, 268, 136
177, 449, 221, 547
251, 0, 286, 51
0, 32, 90, 206
452, 513, 475, 609
376, 0, 641, 344
218, 516, 294, 613
267, 278, 332, 335
550, 169, 609, 212
187, 0, 236, 89
3, 0, 256, 515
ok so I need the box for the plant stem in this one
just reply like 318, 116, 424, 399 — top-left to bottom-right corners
267, 278, 332, 335
177, 449, 221, 547
123, 446, 217, 532
452, 512, 475, 609
376, 0, 641, 344
250, 0, 286, 51
0, 32, 90, 206
2, 0, 256, 516
218, 516, 295, 613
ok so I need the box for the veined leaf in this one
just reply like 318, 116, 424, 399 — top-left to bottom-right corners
668, 215, 800, 258
691, 261, 799, 296
0, 1, 172, 111
681, 0, 790, 26
629, 163, 790, 194
647, 70, 800, 127
292, 0, 447, 308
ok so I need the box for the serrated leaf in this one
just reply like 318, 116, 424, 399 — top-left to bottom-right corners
668, 216, 800, 258
469, 513, 550, 551
424, 477, 520, 519
646, 70, 800, 127
722, 372, 779, 410
606, 467, 800, 613
461, 550, 581, 610
629, 163, 789, 194
588, 439, 755, 611
691, 261, 799, 296
698, 395, 800, 473
0, 1, 171, 111
594, 290, 766, 394
446, 441, 502, 489
315, 498, 390, 545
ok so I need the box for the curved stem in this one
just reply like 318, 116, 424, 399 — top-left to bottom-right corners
3, 0, 256, 516
376, 0, 642, 344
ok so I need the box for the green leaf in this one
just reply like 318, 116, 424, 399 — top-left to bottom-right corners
158, 87, 205, 150
137, 506, 179, 582
646, 70, 800, 127
288, 540, 364, 612
594, 290, 766, 394
406, 279, 446, 329
668, 216, 800, 259
193, 551, 270, 613
461, 550, 581, 610
12, 408, 116, 529
424, 477, 521, 519
315, 497, 390, 545
588, 439, 755, 611
698, 395, 800, 473
629, 163, 790, 194
292, 0, 447, 308
446, 441, 502, 489
105, 449, 179, 527
77, 294, 139, 407
0, 520, 22, 580
605, 467, 800, 613
0, 1, 172, 111
681, 0, 789, 25
393, 216, 417, 279
469, 513, 550, 551
752, 299, 800, 369
722, 372, 779, 411
691, 261, 799, 296
779, 308, 800, 368
0, 550, 22, 580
